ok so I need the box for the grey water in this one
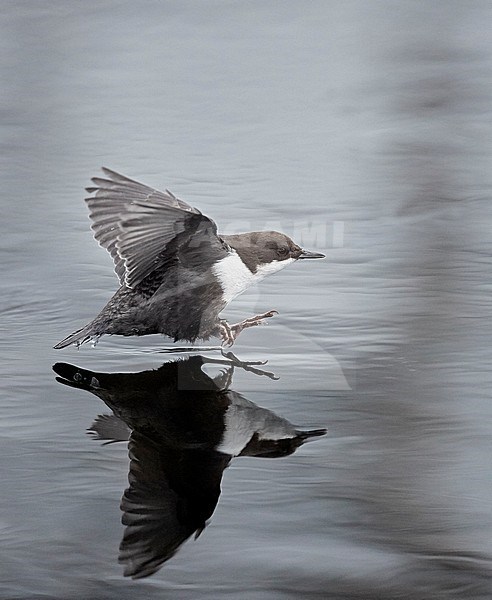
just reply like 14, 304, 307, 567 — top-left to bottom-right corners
2, 1, 492, 598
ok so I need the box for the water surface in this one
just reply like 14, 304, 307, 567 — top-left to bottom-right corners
1, 1, 492, 598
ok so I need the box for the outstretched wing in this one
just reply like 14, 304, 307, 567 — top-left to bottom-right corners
119, 431, 230, 579
85, 168, 229, 289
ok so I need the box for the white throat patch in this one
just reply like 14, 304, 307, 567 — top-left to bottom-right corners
212, 251, 295, 305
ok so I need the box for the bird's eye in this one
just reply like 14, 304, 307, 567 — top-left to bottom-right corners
278, 247, 289, 256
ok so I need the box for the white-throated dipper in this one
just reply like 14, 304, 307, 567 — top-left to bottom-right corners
54, 168, 325, 349
53, 356, 326, 577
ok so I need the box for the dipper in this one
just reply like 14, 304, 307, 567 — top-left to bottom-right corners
52, 356, 326, 577
54, 168, 324, 349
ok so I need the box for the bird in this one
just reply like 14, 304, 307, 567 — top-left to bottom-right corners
52, 355, 326, 578
54, 168, 325, 349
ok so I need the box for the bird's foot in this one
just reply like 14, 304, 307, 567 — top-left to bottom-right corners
218, 351, 278, 381
219, 349, 268, 367
219, 321, 235, 346
211, 366, 235, 390
219, 310, 278, 347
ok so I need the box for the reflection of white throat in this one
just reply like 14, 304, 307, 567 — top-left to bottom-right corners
212, 251, 295, 304
216, 391, 296, 456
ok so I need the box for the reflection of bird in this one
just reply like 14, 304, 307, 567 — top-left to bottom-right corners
53, 356, 326, 578
54, 168, 324, 349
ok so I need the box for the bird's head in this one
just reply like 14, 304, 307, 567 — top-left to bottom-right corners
223, 231, 325, 275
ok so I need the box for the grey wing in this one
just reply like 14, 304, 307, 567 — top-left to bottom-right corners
85, 168, 229, 289
87, 414, 131, 445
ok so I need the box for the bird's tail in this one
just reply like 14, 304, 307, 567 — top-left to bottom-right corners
53, 323, 95, 349
296, 427, 327, 440
52, 362, 101, 390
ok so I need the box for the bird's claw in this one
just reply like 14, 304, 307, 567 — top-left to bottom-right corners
221, 350, 268, 366
219, 321, 235, 347
219, 350, 278, 380
219, 310, 279, 347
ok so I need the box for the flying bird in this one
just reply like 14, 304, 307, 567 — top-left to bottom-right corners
54, 168, 324, 349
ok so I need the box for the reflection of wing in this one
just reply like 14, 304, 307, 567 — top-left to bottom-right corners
87, 414, 131, 445
86, 168, 229, 289
119, 431, 231, 579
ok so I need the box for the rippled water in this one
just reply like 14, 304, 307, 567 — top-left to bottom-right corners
2, 1, 492, 598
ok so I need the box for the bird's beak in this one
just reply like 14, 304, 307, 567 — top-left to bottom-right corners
298, 249, 325, 259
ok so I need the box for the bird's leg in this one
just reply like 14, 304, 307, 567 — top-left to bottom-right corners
220, 349, 267, 366
219, 320, 235, 346
221, 350, 279, 380
202, 353, 278, 381
220, 310, 278, 347
231, 310, 279, 338
214, 366, 235, 389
